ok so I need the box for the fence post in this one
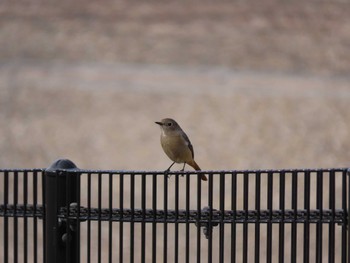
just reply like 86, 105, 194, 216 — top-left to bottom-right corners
348, 168, 350, 263
45, 159, 80, 263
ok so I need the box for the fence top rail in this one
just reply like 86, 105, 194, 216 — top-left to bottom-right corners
0, 168, 45, 172
45, 167, 350, 175
0, 167, 349, 174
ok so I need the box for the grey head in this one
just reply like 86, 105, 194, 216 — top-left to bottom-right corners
155, 118, 183, 134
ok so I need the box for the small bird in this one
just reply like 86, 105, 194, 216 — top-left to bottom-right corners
155, 118, 207, 181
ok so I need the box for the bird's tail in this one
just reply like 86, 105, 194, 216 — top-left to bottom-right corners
187, 160, 208, 181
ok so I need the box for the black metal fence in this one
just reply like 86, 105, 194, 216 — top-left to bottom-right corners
0, 159, 349, 263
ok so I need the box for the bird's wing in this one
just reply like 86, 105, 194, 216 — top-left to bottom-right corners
182, 133, 194, 158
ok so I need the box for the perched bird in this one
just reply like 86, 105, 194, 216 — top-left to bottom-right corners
155, 118, 207, 181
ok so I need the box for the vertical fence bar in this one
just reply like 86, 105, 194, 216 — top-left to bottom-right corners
23, 172, 28, 263
33, 171, 38, 263
316, 170, 323, 263
291, 171, 298, 263
174, 174, 179, 263
196, 174, 202, 263
76, 172, 81, 263
108, 173, 113, 263
255, 172, 261, 263
243, 172, 249, 263
278, 171, 285, 263
219, 172, 225, 263
266, 172, 273, 263
342, 170, 347, 263
3, 171, 9, 263
231, 172, 237, 263
347, 169, 350, 263
119, 173, 124, 263
130, 173, 135, 263
87, 172, 91, 263
163, 174, 168, 263
185, 174, 190, 263
208, 172, 213, 263
65, 172, 71, 263
152, 173, 158, 263
328, 170, 335, 263
13, 171, 18, 263
141, 174, 146, 263
97, 173, 102, 263
303, 171, 310, 263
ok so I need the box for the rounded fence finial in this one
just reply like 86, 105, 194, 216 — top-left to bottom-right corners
46, 159, 78, 172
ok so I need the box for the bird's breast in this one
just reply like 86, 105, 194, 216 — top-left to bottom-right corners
160, 134, 192, 163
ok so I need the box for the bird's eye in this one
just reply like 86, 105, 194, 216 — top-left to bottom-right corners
167, 122, 172, 126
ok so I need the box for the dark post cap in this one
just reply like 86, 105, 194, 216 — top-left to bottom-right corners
46, 159, 79, 173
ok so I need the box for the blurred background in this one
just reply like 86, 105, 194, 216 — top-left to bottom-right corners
1, 0, 350, 262
0, 0, 350, 170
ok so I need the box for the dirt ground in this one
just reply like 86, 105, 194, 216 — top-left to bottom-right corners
1, 0, 350, 74
0, 0, 350, 262
1, 61, 350, 171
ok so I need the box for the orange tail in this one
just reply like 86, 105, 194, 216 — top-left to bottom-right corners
187, 160, 208, 181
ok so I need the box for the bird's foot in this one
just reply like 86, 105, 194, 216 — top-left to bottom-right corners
164, 169, 172, 178
180, 171, 186, 177
179, 168, 185, 177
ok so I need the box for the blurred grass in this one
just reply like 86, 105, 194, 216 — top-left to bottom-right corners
0, 63, 349, 169
1, 0, 350, 74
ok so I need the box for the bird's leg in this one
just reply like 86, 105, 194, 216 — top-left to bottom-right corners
166, 161, 176, 171
165, 162, 176, 178
180, 163, 186, 176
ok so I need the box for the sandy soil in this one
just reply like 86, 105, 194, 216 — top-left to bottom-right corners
1, 61, 350, 170
1, 0, 350, 74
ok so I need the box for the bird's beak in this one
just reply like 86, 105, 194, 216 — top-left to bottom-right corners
155, 121, 163, 126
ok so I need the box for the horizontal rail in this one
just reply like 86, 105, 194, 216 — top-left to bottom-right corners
0, 204, 44, 218
0, 204, 347, 225
39, 167, 350, 174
